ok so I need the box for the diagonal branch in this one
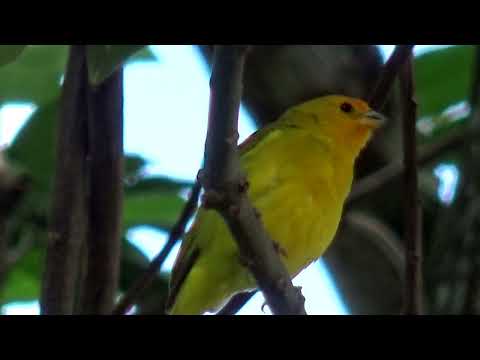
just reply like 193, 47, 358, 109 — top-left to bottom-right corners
218, 44, 415, 315
399, 53, 423, 315
348, 126, 478, 205
369, 45, 415, 111
112, 181, 201, 315
217, 291, 256, 315
202, 45, 306, 315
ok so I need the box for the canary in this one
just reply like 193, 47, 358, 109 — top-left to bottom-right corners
166, 95, 385, 315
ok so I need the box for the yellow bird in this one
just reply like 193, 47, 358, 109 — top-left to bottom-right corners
166, 95, 385, 315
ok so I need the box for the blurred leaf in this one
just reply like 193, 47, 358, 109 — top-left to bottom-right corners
125, 154, 147, 178
87, 45, 154, 86
8, 104, 150, 189
120, 237, 151, 288
1, 247, 43, 304
7, 101, 59, 194
0, 45, 27, 67
128, 46, 156, 62
415, 46, 474, 118
0, 45, 68, 105
120, 237, 170, 314
126, 177, 193, 195
124, 192, 185, 230
122, 236, 150, 269
124, 177, 191, 229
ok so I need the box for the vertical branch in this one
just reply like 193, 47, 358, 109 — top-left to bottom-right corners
369, 45, 415, 111
79, 64, 124, 314
399, 54, 423, 315
202, 45, 306, 315
41, 46, 89, 315
461, 46, 480, 314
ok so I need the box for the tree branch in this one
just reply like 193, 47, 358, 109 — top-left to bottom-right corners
79, 60, 124, 314
40, 46, 89, 315
218, 44, 416, 315
112, 181, 201, 315
369, 45, 415, 111
348, 127, 479, 206
202, 45, 306, 315
461, 46, 480, 314
400, 54, 423, 315
217, 291, 256, 315
344, 211, 404, 280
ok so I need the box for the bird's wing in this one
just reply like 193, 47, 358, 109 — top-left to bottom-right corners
165, 212, 202, 312
166, 124, 282, 312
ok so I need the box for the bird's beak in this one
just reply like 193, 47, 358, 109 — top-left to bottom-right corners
360, 110, 387, 129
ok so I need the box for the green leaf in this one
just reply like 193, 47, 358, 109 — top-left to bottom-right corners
0, 45, 27, 67
415, 46, 475, 118
124, 177, 191, 230
125, 154, 148, 178
120, 237, 151, 288
7, 101, 59, 194
120, 236, 170, 314
87, 45, 154, 86
7, 104, 152, 192
126, 177, 193, 195
1, 247, 44, 304
120, 240, 170, 314
124, 192, 185, 230
128, 46, 156, 62
0, 45, 68, 105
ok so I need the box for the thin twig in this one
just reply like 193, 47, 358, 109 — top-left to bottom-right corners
217, 291, 257, 315
400, 54, 423, 315
344, 211, 404, 280
112, 181, 201, 315
202, 45, 306, 315
369, 45, 415, 111
347, 127, 479, 206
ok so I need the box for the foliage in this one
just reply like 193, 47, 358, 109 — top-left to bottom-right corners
0, 44, 476, 314
0, 45, 183, 311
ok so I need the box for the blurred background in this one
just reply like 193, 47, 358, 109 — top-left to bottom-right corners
0, 45, 475, 315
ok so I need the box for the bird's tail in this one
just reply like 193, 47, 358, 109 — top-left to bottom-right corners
167, 266, 247, 315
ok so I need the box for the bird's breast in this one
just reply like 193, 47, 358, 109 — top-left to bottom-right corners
252, 160, 352, 277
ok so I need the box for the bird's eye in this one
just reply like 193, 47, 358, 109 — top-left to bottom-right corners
340, 102, 354, 113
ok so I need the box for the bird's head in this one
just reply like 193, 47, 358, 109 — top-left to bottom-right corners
283, 95, 386, 154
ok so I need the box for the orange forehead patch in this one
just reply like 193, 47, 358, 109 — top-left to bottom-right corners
347, 97, 370, 113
